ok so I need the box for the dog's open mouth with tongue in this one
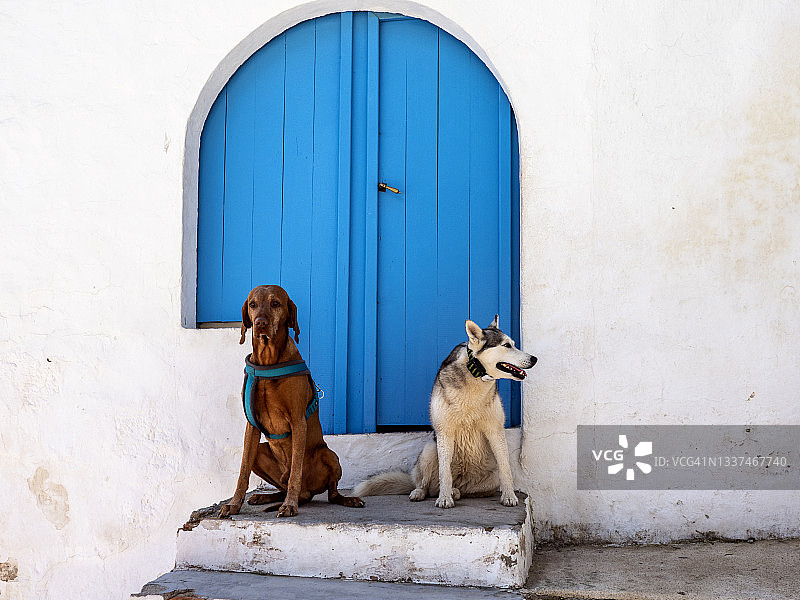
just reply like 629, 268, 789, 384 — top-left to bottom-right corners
496, 362, 527, 380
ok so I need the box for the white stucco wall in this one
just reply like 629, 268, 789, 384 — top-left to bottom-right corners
1, 1, 798, 599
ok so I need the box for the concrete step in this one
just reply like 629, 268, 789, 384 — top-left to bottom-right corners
174, 491, 533, 589
132, 569, 526, 600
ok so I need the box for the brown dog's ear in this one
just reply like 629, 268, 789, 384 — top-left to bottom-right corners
288, 298, 300, 343
239, 299, 252, 345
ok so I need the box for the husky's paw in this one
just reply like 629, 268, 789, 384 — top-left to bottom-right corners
409, 488, 426, 502
500, 491, 519, 507
435, 495, 455, 509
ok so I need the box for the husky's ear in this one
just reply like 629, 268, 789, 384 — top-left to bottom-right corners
489, 314, 499, 329
465, 320, 484, 346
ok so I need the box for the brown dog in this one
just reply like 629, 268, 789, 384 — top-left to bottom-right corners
218, 285, 364, 518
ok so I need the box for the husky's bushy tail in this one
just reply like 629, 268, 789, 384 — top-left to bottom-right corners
353, 471, 415, 497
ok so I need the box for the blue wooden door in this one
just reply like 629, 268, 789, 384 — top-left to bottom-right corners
197, 12, 520, 433
375, 15, 520, 428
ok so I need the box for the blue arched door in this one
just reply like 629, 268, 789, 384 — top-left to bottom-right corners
197, 12, 521, 434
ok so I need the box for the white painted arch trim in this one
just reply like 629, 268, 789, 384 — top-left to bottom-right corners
180, 0, 521, 327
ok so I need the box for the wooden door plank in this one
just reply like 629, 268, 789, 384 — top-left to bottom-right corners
345, 11, 370, 433
251, 35, 285, 292
467, 54, 500, 329
498, 89, 513, 332
437, 31, 472, 361
334, 11, 354, 434
362, 11, 380, 433
376, 18, 409, 426
197, 89, 227, 322
280, 19, 316, 357
401, 20, 439, 426
510, 112, 522, 426
309, 13, 342, 432
497, 87, 513, 425
222, 59, 257, 320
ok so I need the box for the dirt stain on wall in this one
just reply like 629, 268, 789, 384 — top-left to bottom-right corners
27, 467, 70, 530
0, 558, 18, 581
663, 26, 800, 274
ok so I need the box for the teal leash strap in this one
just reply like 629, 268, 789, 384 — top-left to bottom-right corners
305, 379, 322, 420
243, 369, 270, 434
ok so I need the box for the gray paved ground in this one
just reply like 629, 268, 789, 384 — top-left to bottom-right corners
525, 539, 800, 600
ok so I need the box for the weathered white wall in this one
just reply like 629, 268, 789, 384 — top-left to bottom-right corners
518, 2, 800, 545
0, 1, 798, 599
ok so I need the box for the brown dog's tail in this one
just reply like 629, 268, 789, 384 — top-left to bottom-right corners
353, 471, 415, 497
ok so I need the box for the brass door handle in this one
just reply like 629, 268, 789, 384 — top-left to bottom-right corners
378, 182, 401, 194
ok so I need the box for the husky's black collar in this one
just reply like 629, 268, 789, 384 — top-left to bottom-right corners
466, 347, 488, 379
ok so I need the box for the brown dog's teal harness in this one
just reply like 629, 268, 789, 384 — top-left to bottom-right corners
242, 354, 321, 440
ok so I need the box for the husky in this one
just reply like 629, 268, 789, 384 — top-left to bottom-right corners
354, 316, 536, 508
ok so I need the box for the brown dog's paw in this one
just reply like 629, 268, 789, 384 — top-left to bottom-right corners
248, 491, 286, 505
218, 501, 242, 518
328, 490, 365, 508
277, 501, 298, 517
341, 495, 365, 508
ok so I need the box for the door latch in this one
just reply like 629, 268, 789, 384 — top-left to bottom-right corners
378, 182, 401, 194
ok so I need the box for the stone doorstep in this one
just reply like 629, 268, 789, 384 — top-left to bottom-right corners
174, 492, 533, 589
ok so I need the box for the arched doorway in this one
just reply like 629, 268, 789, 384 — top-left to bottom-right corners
196, 11, 521, 434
